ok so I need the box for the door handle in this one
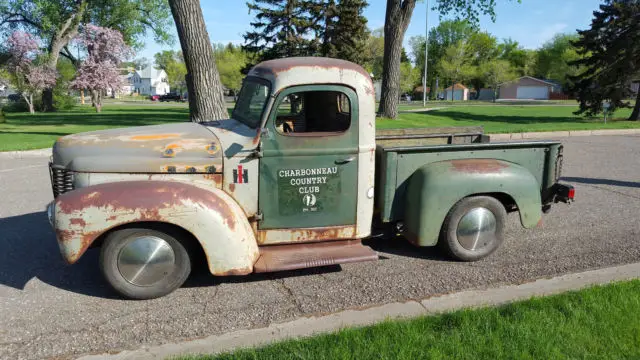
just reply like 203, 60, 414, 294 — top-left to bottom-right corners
335, 156, 356, 165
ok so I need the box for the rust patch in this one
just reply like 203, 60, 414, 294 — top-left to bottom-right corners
204, 173, 223, 187
253, 240, 378, 273
130, 134, 180, 141
57, 181, 238, 231
214, 265, 253, 276
69, 218, 86, 227
257, 225, 357, 245
450, 159, 508, 174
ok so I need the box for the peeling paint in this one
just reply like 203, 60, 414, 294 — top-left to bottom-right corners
53, 181, 259, 275
257, 225, 357, 245
130, 134, 180, 141
450, 159, 509, 174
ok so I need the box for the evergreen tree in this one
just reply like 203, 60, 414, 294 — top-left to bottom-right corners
321, 0, 369, 65
569, 0, 640, 120
243, 0, 322, 62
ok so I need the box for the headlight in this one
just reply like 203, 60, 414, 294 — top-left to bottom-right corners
46, 201, 55, 226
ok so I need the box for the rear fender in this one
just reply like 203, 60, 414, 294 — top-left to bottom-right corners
404, 159, 541, 246
52, 181, 258, 275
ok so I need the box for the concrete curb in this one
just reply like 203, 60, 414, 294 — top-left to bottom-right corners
489, 128, 640, 141
79, 262, 640, 360
0, 148, 51, 158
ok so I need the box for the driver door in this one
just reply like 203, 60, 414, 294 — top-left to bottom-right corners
257, 85, 359, 239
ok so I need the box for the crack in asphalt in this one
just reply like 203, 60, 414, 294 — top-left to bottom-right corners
276, 279, 304, 314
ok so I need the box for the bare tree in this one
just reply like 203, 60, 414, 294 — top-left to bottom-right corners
169, 0, 227, 122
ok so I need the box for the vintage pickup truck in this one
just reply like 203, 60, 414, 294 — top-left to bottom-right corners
47, 57, 574, 299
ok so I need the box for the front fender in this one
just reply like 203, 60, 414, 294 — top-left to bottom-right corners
404, 159, 541, 246
52, 181, 258, 275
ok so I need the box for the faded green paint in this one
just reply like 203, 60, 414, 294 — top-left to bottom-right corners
258, 85, 359, 229
403, 159, 543, 247
376, 141, 561, 223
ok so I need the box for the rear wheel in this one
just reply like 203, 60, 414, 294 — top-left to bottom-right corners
99, 228, 191, 299
439, 196, 507, 262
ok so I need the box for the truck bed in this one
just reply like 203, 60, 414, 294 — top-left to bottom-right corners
374, 127, 562, 223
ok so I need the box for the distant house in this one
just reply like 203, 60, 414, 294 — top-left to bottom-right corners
106, 73, 135, 97
130, 66, 170, 95
0, 83, 16, 97
631, 80, 639, 95
443, 83, 469, 101
499, 76, 555, 100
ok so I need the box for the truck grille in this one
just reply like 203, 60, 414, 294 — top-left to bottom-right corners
49, 163, 74, 198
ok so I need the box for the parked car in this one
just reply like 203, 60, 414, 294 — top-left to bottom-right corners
46, 57, 574, 299
159, 92, 185, 102
149, 95, 160, 101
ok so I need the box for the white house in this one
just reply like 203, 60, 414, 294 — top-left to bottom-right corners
106, 73, 135, 97
130, 66, 170, 95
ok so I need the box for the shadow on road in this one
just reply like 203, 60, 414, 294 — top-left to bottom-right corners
0, 211, 118, 298
561, 177, 640, 188
0, 212, 447, 299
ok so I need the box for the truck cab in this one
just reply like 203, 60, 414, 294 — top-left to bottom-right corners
47, 57, 573, 299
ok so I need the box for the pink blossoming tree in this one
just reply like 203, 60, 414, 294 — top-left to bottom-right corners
71, 25, 133, 112
6, 31, 58, 114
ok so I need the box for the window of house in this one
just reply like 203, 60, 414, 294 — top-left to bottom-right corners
275, 91, 351, 135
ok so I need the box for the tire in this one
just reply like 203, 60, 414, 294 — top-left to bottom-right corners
99, 227, 191, 300
439, 196, 507, 262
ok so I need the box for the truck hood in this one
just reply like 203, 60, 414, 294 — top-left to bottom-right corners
53, 122, 223, 174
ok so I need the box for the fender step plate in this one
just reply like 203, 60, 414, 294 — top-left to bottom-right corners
253, 240, 379, 273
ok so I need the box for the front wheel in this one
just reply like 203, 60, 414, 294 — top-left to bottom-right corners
439, 196, 507, 262
99, 228, 191, 299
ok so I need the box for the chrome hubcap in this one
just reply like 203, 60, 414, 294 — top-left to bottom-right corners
117, 236, 175, 286
456, 207, 497, 251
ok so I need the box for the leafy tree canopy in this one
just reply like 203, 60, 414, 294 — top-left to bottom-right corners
569, 0, 640, 120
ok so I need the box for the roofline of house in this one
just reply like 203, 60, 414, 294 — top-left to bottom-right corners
498, 76, 557, 87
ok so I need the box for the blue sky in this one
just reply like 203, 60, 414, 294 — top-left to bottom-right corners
138, 0, 603, 61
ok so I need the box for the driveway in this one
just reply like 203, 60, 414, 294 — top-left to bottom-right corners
1, 135, 639, 359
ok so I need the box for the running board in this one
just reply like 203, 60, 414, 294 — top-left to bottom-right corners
253, 240, 379, 273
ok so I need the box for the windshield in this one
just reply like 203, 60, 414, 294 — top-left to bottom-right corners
232, 78, 270, 128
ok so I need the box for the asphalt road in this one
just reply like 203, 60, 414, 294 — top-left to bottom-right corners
1, 135, 640, 360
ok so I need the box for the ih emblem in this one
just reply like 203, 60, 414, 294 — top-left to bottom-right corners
233, 165, 249, 184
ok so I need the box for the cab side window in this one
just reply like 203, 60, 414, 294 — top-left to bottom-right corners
275, 91, 351, 135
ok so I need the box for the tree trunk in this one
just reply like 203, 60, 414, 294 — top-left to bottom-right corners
92, 90, 102, 113
24, 93, 34, 114
42, 1, 86, 111
378, 0, 417, 119
169, 0, 228, 122
630, 90, 640, 120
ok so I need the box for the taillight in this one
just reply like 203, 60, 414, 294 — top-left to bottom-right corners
568, 187, 575, 200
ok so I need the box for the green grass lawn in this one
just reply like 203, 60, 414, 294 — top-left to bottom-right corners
0, 105, 190, 151
1, 103, 638, 151
179, 280, 640, 360
381, 105, 637, 133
